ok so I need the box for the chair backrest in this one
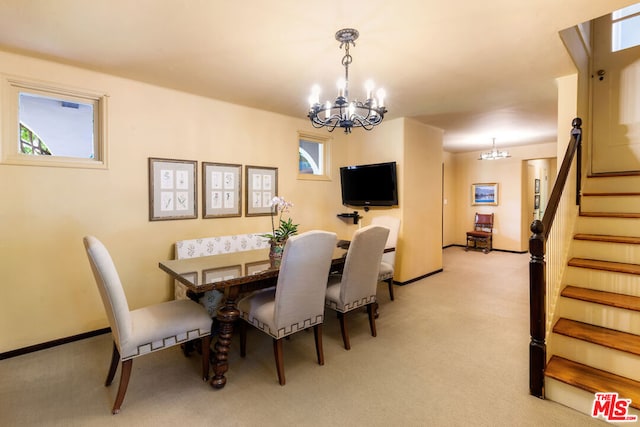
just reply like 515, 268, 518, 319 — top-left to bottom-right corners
83, 236, 131, 350
339, 225, 390, 305
371, 215, 401, 267
273, 230, 337, 331
474, 213, 494, 233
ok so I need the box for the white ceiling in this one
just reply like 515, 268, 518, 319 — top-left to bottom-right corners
0, 0, 635, 152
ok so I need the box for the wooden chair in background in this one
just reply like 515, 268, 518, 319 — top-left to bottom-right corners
465, 213, 494, 253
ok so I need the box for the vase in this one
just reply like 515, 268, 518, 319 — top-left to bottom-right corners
269, 242, 285, 268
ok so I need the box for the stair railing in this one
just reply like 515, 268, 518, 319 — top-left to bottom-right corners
529, 118, 582, 398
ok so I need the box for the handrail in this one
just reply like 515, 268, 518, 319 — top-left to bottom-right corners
529, 118, 582, 398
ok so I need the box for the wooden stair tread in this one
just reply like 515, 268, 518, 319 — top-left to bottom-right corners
582, 192, 640, 197
574, 234, 640, 245
588, 171, 640, 178
554, 318, 640, 356
569, 258, 640, 275
562, 285, 640, 312
545, 355, 640, 409
580, 212, 640, 218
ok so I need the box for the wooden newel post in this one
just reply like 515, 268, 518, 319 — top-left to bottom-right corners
529, 219, 546, 398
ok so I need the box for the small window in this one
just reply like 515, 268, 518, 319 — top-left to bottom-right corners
612, 3, 640, 52
1, 75, 108, 169
298, 131, 331, 181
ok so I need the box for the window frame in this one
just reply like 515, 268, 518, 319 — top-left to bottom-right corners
297, 131, 331, 181
1, 74, 108, 169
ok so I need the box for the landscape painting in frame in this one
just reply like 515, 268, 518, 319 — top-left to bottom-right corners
472, 183, 498, 206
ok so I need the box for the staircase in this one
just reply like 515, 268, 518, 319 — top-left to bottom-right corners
544, 174, 640, 419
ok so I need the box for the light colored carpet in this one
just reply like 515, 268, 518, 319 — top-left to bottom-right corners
0, 247, 604, 426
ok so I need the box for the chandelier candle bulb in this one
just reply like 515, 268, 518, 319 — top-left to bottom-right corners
337, 78, 346, 98
376, 88, 385, 107
349, 102, 356, 117
365, 80, 374, 100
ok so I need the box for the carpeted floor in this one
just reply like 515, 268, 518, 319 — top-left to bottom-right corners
0, 247, 606, 426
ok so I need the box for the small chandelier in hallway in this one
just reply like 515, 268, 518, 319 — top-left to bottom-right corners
479, 138, 511, 160
307, 28, 387, 134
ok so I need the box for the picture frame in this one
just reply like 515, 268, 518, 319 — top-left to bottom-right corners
148, 157, 197, 221
203, 162, 242, 218
534, 178, 540, 194
534, 194, 541, 210
203, 265, 242, 284
471, 183, 499, 206
245, 260, 272, 276
245, 165, 278, 216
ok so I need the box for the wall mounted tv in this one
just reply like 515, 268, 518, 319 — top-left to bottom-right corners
340, 161, 398, 207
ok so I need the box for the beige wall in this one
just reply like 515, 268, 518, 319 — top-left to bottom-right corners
442, 151, 457, 246
444, 142, 557, 252
337, 117, 444, 282
0, 50, 445, 353
0, 46, 564, 353
0, 50, 352, 352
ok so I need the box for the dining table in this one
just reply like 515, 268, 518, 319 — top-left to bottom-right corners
158, 244, 351, 389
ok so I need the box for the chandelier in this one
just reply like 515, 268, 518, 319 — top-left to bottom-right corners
479, 138, 511, 160
307, 28, 387, 134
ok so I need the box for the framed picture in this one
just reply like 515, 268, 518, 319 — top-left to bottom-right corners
534, 194, 540, 210
203, 265, 242, 284
534, 178, 540, 194
245, 260, 272, 276
148, 157, 197, 221
245, 165, 278, 216
471, 183, 498, 206
203, 162, 242, 218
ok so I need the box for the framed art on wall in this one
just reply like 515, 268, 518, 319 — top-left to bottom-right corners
148, 157, 197, 221
203, 265, 242, 283
471, 183, 498, 206
203, 162, 242, 218
245, 165, 278, 216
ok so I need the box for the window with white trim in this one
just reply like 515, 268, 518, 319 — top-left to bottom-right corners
612, 3, 640, 52
298, 132, 331, 181
1, 75, 108, 169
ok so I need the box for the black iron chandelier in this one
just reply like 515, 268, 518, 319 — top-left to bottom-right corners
307, 28, 387, 134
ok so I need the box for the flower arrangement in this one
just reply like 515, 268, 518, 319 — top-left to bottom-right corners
261, 196, 299, 246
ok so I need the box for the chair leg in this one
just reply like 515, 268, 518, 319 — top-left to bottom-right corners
201, 335, 211, 381
239, 321, 247, 357
337, 312, 351, 350
386, 278, 395, 301
105, 342, 120, 386
367, 303, 377, 337
273, 338, 285, 385
313, 324, 324, 366
112, 359, 132, 414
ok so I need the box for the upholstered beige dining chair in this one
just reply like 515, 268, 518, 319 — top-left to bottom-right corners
83, 236, 212, 414
325, 225, 389, 350
237, 230, 337, 385
371, 215, 401, 301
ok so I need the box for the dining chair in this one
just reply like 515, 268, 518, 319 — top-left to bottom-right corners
237, 230, 337, 385
465, 212, 494, 253
325, 224, 389, 350
371, 215, 401, 301
83, 236, 212, 414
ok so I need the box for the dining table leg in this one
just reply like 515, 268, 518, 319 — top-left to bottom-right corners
210, 286, 240, 389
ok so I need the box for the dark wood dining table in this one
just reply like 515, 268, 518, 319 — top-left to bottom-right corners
159, 245, 349, 389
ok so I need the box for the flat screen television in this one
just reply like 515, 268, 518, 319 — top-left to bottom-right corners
340, 161, 398, 207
